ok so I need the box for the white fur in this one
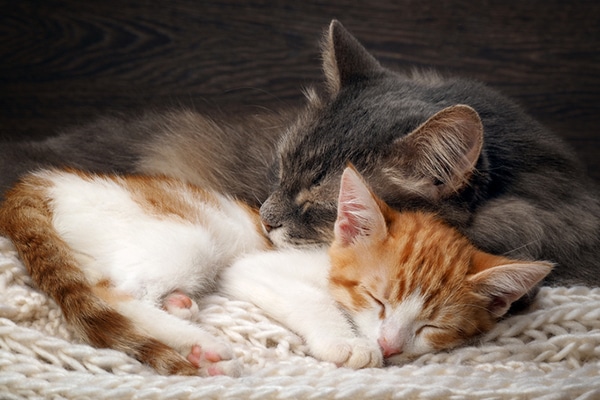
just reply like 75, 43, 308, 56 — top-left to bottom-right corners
220, 249, 383, 368
353, 291, 431, 359
35, 169, 267, 375
43, 170, 263, 305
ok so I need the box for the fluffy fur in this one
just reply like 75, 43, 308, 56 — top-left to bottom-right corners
260, 21, 600, 291
1, 20, 597, 293
0, 166, 552, 374
0, 109, 292, 207
223, 166, 552, 365
0, 169, 270, 376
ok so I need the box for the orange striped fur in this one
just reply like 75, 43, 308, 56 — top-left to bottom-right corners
328, 166, 553, 360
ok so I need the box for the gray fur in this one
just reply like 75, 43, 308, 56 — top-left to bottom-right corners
1, 108, 290, 206
260, 20, 600, 287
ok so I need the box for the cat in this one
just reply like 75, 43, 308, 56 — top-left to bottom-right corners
258, 21, 600, 291
221, 165, 553, 365
0, 165, 552, 374
0, 168, 272, 376
1, 20, 598, 291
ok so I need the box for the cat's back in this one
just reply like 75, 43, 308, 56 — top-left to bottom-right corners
11, 169, 269, 293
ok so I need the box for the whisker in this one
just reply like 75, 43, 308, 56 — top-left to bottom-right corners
501, 238, 541, 257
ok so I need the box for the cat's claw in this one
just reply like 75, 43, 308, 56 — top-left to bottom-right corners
312, 337, 383, 369
163, 290, 200, 320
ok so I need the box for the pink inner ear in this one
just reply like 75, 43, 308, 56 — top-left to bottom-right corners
336, 200, 368, 245
336, 219, 359, 246
335, 166, 387, 246
488, 295, 509, 316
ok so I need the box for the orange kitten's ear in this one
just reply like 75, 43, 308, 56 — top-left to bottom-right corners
469, 261, 553, 317
334, 166, 387, 246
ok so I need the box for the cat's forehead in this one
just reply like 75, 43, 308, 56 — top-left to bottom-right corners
380, 213, 474, 290
278, 81, 434, 185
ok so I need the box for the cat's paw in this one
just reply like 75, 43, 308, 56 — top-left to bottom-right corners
163, 290, 200, 320
185, 341, 242, 377
311, 337, 383, 369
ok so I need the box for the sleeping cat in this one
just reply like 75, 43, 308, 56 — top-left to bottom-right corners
222, 166, 552, 365
0, 166, 552, 374
1, 21, 598, 288
0, 169, 271, 376
259, 21, 600, 290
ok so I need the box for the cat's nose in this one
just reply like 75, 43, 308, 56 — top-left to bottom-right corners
378, 337, 402, 358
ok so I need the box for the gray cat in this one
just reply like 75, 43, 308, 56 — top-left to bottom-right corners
1, 20, 599, 290
260, 21, 600, 289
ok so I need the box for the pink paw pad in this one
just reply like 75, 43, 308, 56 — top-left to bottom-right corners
187, 345, 226, 376
187, 344, 203, 367
164, 291, 193, 310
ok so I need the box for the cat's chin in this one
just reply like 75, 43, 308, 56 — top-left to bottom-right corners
266, 228, 326, 250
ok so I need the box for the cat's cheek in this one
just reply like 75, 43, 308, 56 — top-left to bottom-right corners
351, 309, 383, 346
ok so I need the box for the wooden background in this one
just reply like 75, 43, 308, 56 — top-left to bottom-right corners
1, 0, 599, 181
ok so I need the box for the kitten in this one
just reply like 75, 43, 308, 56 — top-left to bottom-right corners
259, 20, 600, 290
0, 165, 552, 374
0, 168, 271, 376
221, 166, 553, 366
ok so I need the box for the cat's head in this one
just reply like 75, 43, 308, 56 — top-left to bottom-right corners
328, 166, 553, 362
260, 20, 485, 248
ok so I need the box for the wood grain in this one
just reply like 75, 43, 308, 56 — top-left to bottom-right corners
1, 0, 598, 179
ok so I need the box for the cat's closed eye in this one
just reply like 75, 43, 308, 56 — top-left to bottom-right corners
367, 292, 387, 318
415, 324, 440, 335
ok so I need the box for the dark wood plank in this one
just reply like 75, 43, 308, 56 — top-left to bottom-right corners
1, 0, 598, 179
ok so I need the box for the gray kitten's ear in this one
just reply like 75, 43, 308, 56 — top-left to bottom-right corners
390, 105, 484, 199
321, 20, 383, 96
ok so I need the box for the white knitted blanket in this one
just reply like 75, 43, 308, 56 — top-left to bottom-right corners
1, 236, 599, 400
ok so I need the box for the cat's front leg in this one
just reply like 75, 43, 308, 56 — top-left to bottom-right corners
303, 319, 383, 369
221, 250, 383, 369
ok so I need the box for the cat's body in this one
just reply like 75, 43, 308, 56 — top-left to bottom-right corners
0, 166, 552, 374
1, 20, 598, 289
0, 168, 271, 375
259, 22, 600, 288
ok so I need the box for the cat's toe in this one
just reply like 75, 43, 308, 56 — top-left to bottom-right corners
185, 342, 241, 377
163, 290, 200, 320
207, 359, 242, 377
342, 338, 383, 369
313, 337, 383, 369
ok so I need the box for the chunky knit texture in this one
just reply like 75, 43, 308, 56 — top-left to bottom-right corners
1, 236, 599, 399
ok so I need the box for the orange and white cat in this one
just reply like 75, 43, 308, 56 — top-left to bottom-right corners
221, 166, 554, 365
0, 169, 270, 376
0, 166, 552, 375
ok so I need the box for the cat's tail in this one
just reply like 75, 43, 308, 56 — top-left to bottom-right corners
0, 172, 198, 375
